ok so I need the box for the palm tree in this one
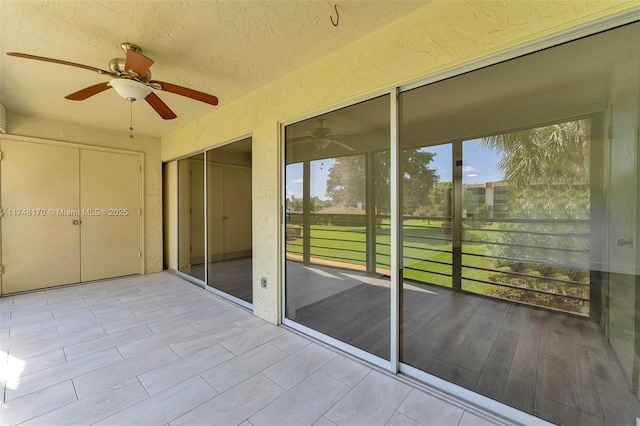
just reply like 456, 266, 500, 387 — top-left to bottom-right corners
481, 119, 590, 189
479, 119, 591, 314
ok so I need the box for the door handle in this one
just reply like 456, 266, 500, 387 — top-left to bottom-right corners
72, 219, 81, 225
616, 238, 633, 248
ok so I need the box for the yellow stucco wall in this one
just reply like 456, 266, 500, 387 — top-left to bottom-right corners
164, 0, 638, 323
7, 113, 163, 274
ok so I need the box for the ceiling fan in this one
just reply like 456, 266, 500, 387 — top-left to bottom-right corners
288, 119, 355, 152
6, 43, 218, 120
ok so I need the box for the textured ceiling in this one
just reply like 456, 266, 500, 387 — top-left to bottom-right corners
0, 0, 427, 138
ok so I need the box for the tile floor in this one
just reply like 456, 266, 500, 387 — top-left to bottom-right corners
1, 272, 509, 426
288, 262, 640, 426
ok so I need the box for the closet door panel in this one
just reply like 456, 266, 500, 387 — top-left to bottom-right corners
0, 139, 80, 293
80, 150, 142, 281
223, 166, 252, 259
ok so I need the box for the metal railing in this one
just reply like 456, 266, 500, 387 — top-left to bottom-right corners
285, 212, 590, 315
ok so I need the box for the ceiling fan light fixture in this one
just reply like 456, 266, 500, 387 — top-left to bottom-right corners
109, 78, 151, 101
313, 137, 331, 149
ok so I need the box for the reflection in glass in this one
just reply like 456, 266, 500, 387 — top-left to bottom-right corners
285, 95, 391, 360
206, 138, 253, 303
398, 22, 640, 426
178, 153, 205, 281
461, 127, 591, 315
401, 145, 453, 288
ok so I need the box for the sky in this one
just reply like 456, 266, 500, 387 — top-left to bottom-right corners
285, 139, 504, 200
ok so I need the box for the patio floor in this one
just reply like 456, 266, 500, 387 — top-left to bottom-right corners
1, 272, 506, 426
289, 262, 640, 426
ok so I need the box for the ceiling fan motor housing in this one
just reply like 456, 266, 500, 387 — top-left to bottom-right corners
311, 127, 332, 139
109, 57, 152, 82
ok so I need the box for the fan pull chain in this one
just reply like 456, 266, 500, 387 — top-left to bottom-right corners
129, 99, 134, 139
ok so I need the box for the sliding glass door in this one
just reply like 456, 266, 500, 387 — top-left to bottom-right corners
284, 95, 391, 360
178, 153, 205, 281
284, 21, 640, 426
206, 138, 253, 304
177, 138, 253, 306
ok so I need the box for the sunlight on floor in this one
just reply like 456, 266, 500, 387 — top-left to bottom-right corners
1, 351, 26, 389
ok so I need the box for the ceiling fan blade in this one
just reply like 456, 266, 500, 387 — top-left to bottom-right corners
285, 138, 317, 153
125, 49, 154, 77
7, 52, 110, 74
65, 82, 112, 101
287, 137, 312, 144
145, 92, 177, 120
150, 80, 218, 106
330, 140, 356, 152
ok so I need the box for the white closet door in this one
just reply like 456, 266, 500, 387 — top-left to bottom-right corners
80, 149, 142, 282
223, 166, 252, 258
1, 139, 81, 293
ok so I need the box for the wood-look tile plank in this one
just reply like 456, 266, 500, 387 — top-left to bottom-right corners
487, 334, 539, 372
249, 371, 350, 426
262, 342, 338, 390
94, 375, 218, 426
436, 333, 494, 373
168, 324, 245, 358
534, 395, 605, 426
0, 380, 77, 425
427, 359, 479, 389
537, 353, 603, 418
0, 327, 60, 352
218, 323, 286, 355
21, 378, 149, 426
9, 311, 95, 337
402, 333, 445, 372
101, 308, 176, 334
397, 388, 464, 426
138, 344, 234, 395
5, 347, 123, 401
201, 343, 288, 393
321, 355, 371, 387
475, 356, 537, 413
325, 371, 411, 426
63, 325, 154, 361
1, 348, 67, 382
8, 326, 106, 359
172, 373, 285, 426
115, 323, 200, 359
73, 346, 179, 398
414, 314, 468, 344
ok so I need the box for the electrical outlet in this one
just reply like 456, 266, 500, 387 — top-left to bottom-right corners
260, 277, 267, 288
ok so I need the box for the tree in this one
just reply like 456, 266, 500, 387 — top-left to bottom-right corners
479, 119, 591, 314
481, 120, 590, 188
325, 148, 439, 215
325, 155, 366, 207
423, 181, 452, 218
402, 149, 439, 214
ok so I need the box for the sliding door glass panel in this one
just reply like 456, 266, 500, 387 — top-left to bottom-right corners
177, 153, 205, 281
398, 22, 640, 426
461, 129, 590, 315
401, 144, 453, 288
206, 138, 253, 304
608, 60, 639, 392
399, 82, 458, 377
285, 95, 391, 360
